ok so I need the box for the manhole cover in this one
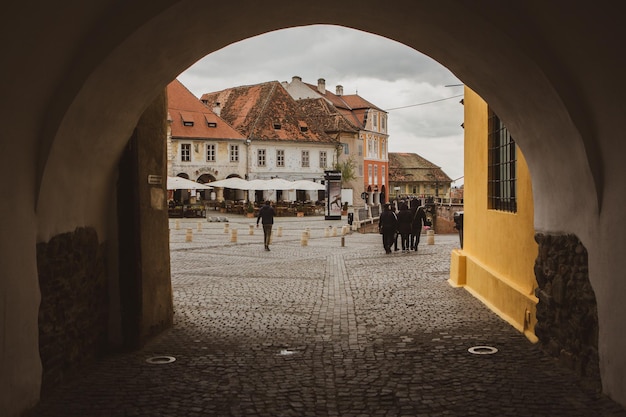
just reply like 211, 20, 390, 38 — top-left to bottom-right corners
146, 355, 176, 364
468, 346, 498, 355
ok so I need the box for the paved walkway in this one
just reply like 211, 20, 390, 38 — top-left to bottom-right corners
25, 215, 626, 416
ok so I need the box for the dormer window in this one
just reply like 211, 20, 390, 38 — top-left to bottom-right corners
299, 121, 308, 132
208, 122, 217, 128
181, 111, 195, 127
273, 123, 281, 130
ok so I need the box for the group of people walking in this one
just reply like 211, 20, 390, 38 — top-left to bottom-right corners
379, 201, 428, 254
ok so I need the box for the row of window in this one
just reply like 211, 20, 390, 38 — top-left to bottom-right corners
179, 143, 329, 168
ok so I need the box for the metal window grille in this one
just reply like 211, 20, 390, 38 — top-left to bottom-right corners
488, 112, 517, 212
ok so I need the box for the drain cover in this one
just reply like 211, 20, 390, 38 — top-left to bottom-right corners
146, 355, 176, 364
468, 346, 498, 355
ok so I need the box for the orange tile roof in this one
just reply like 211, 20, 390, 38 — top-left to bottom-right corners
167, 79, 245, 140
201, 81, 338, 144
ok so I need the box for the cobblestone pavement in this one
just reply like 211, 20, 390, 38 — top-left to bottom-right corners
25, 216, 626, 416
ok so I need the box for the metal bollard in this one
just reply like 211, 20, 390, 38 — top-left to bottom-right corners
249, 224, 254, 235
230, 228, 237, 243
427, 229, 435, 245
185, 228, 193, 242
224, 223, 230, 233
341, 236, 345, 247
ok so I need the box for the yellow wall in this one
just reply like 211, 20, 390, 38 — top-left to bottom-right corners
450, 87, 538, 342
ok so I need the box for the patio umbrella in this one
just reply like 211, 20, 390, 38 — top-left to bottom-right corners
291, 179, 325, 190
207, 177, 250, 189
167, 176, 212, 190
247, 178, 295, 190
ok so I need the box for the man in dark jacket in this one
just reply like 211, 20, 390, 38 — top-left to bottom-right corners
397, 203, 413, 252
256, 201, 276, 251
379, 203, 398, 254
411, 205, 427, 251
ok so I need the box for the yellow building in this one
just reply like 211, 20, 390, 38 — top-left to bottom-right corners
449, 87, 538, 342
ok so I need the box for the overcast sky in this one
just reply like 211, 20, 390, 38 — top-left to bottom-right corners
178, 24, 465, 185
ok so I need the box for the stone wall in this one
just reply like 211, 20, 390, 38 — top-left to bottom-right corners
534, 233, 600, 391
36, 227, 108, 395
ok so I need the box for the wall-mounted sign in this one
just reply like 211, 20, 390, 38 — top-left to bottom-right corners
147, 174, 162, 185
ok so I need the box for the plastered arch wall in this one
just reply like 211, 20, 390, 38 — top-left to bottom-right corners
2, 1, 626, 414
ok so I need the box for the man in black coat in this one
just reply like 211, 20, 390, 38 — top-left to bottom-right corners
379, 203, 398, 254
256, 201, 276, 251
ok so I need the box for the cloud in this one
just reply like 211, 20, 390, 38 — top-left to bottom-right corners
178, 24, 464, 185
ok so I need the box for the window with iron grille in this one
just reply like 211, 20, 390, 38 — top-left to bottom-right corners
276, 149, 285, 167
181, 143, 191, 162
488, 111, 517, 212
319, 151, 327, 168
206, 144, 215, 162
230, 144, 239, 162
301, 150, 309, 167
258, 149, 266, 167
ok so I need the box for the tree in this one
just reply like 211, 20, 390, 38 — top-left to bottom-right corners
333, 156, 356, 183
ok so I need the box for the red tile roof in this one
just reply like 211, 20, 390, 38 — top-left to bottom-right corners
201, 82, 338, 144
167, 79, 245, 140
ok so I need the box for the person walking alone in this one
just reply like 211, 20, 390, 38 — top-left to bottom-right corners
379, 203, 398, 254
256, 200, 275, 251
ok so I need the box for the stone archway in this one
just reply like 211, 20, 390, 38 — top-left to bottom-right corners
4, 2, 626, 414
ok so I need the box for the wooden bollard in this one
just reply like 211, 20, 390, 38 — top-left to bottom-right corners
185, 228, 193, 242
249, 224, 254, 235
224, 223, 230, 233
301, 231, 308, 246
230, 228, 237, 243
427, 229, 435, 245
175, 219, 180, 230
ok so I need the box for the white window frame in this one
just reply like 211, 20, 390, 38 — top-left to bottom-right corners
276, 149, 285, 167
301, 150, 310, 168
230, 144, 239, 162
206, 144, 215, 162
181, 143, 191, 162
258, 149, 266, 167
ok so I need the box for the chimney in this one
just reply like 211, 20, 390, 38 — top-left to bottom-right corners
292, 75, 302, 82
317, 78, 326, 94
213, 102, 221, 116
336, 85, 343, 96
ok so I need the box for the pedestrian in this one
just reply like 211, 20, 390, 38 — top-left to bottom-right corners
397, 203, 413, 252
379, 203, 398, 254
256, 200, 275, 251
411, 204, 427, 252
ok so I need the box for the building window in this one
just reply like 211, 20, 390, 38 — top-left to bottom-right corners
373, 111, 378, 128
343, 143, 349, 155
276, 149, 285, 167
181, 143, 191, 162
273, 122, 281, 130
488, 111, 517, 212
301, 150, 310, 167
206, 144, 215, 162
382, 166, 386, 185
230, 144, 239, 162
358, 144, 363, 156
258, 149, 266, 167
319, 151, 327, 168
374, 165, 378, 185
207, 122, 217, 128
368, 165, 373, 184
359, 164, 363, 176
381, 115, 386, 132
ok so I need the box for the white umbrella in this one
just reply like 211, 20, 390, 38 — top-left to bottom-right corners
291, 179, 325, 190
247, 178, 295, 190
207, 177, 250, 189
167, 176, 212, 190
